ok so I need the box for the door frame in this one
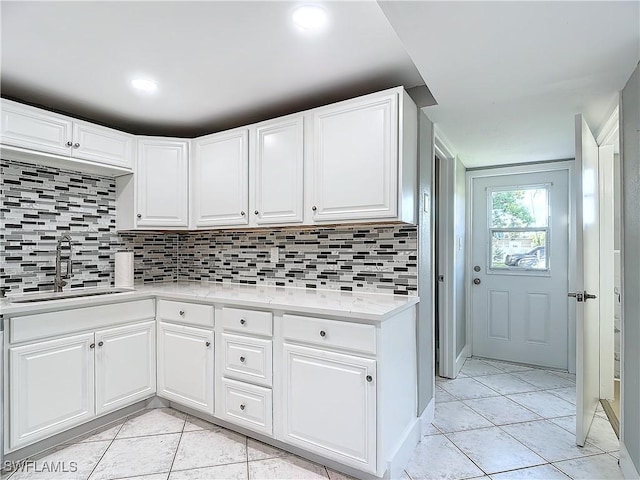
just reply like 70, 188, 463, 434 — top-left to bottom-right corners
465, 161, 576, 372
434, 130, 460, 378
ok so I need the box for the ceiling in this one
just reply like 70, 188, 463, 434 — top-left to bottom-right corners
2, 2, 638, 167
379, 1, 639, 167
0, 1, 425, 137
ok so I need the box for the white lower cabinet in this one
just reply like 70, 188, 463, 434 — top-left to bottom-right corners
282, 343, 377, 473
219, 378, 273, 436
9, 333, 95, 449
157, 322, 214, 414
9, 321, 156, 450
95, 321, 156, 415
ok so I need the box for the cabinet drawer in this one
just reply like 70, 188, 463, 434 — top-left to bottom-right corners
218, 378, 272, 436
157, 300, 214, 327
221, 308, 272, 337
282, 314, 376, 355
221, 333, 272, 387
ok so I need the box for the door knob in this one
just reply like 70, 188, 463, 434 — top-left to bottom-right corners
473, 278, 481, 285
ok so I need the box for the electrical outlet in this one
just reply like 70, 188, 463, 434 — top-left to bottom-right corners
270, 247, 279, 263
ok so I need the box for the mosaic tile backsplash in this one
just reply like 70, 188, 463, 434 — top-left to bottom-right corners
1, 159, 120, 293
1, 159, 418, 295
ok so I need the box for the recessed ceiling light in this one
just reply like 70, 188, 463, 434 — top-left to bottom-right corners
131, 78, 158, 94
292, 5, 328, 32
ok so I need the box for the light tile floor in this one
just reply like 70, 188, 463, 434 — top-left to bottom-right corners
1, 357, 623, 480
407, 358, 623, 480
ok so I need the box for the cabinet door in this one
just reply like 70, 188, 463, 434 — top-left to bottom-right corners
193, 129, 248, 227
311, 93, 398, 222
136, 139, 189, 227
253, 116, 304, 225
157, 322, 214, 414
72, 120, 134, 169
9, 333, 95, 449
95, 321, 156, 415
0, 99, 73, 156
282, 344, 377, 473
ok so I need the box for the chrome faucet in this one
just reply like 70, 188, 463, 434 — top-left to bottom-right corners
54, 234, 73, 292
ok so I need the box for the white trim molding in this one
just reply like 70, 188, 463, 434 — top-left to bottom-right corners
596, 103, 620, 147
621, 441, 640, 480
434, 126, 456, 161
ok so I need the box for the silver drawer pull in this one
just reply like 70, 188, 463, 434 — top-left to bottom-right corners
240, 318, 246, 325
240, 403, 246, 411
179, 310, 185, 316
240, 356, 246, 363
206, 341, 211, 347
319, 330, 326, 337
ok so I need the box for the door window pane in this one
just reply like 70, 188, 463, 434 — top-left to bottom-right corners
491, 188, 549, 228
491, 230, 548, 270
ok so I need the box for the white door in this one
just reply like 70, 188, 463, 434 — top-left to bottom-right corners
252, 116, 304, 225
310, 93, 398, 222
282, 343, 376, 473
192, 129, 248, 227
136, 138, 189, 228
470, 168, 570, 369
95, 321, 156, 415
72, 120, 134, 169
574, 114, 601, 446
157, 322, 214, 414
9, 333, 95, 449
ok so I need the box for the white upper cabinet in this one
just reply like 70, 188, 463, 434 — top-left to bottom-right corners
309, 89, 417, 224
1, 99, 134, 170
1, 99, 73, 156
192, 129, 249, 227
72, 120, 134, 168
251, 115, 304, 226
136, 138, 189, 228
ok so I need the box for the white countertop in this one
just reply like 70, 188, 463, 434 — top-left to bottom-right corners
1, 281, 419, 322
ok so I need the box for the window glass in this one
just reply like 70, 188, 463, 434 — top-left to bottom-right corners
491, 231, 548, 270
489, 185, 550, 271
491, 188, 548, 228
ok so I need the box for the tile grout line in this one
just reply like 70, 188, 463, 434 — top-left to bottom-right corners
85, 414, 129, 480
165, 414, 188, 479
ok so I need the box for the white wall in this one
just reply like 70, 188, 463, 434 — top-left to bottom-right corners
621, 62, 640, 477
417, 111, 435, 414
454, 158, 467, 358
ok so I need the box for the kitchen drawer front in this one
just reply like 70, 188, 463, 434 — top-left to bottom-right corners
218, 378, 272, 436
221, 333, 272, 387
157, 300, 214, 327
221, 307, 272, 337
10, 299, 155, 344
282, 315, 376, 355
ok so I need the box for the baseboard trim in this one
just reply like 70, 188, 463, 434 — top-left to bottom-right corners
621, 441, 640, 479
455, 344, 469, 377
386, 418, 421, 480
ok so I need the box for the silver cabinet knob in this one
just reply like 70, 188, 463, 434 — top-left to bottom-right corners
89, 343, 95, 349
473, 278, 481, 285
73, 143, 80, 149
137, 214, 142, 219
312, 206, 317, 212
366, 375, 373, 382
254, 210, 259, 215
66, 141, 73, 147
240, 356, 246, 363
98, 341, 104, 347
240, 404, 246, 411
206, 341, 211, 347
240, 211, 245, 216
474, 265, 481, 272
319, 330, 326, 337
179, 310, 185, 316
240, 318, 246, 325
